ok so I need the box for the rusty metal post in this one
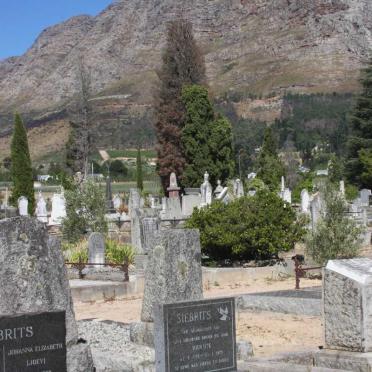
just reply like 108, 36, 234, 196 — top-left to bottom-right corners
78, 257, 84, 279
294, 257, 301, 290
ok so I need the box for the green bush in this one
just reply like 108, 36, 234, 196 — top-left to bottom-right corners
186, 189, 306, 260
105, 240, 135, 265
62, 240, 88, 263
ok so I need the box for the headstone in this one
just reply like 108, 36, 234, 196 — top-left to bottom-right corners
18, 196, 28, 216
163, 198, 183, 220
214, 180, 224, 198
88, 232, 105, 267
301, 189, 310, 213
141, 217, 159, 253
310, 193, 323, 229
323, 258, 372, 352
281, 176, 285, 193
247, 189, 256, 197
141, 229, 203, 322
167, 172, 181, 198
360, 189, 372, 206
129, 188, 141, 216
0, 311, 66, 371
233, 179, 244, 198
216, 187, 229, 203
339, 180, 345, 197
131, 209, 144, 254
283, 188, 292, 204
105, 176, 115, 213
182, 194, 202, 217
154, 297, 236, 372
0, 217, 93, 371
36, 192, 48, 223
247, 172, 256, 180
50, 193, 66, 225
113, 194, 122, 210
200, 172, 212, 207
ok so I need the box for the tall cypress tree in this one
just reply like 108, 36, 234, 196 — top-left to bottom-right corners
181, 85, 235, 187
256, 127, 284, 191
346, 58, 372, 188
154, 18, 206, 191
10, 113, 35, 214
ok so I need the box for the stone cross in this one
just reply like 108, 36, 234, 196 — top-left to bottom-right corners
18, 196, 28, 216
88, 232, 105, 267
36, 192, 48, 223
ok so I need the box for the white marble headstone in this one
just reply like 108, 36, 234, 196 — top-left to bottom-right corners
18, 196, 28, 216
36, 192, 48, 223
50, 193, 66, 225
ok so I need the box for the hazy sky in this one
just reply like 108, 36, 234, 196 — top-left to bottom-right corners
0, 0, 113, 59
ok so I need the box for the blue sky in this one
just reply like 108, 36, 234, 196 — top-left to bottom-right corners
0, 0, 113, 59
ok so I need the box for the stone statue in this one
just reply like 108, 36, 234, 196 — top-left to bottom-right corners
200, 172, 212, 206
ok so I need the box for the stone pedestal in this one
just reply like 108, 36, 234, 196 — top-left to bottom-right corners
323, 258, 372, 352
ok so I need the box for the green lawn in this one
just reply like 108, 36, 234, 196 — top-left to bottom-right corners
108, 149, 157, 159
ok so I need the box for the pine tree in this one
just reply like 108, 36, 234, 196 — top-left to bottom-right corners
346, 58, 372, 188
181, 85, 235, 187
10, 113, 35, 214
154, 18, 206, 191
256, 127, 284, 191
136, 148, 143, 191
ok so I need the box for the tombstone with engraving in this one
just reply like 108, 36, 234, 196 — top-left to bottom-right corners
154, 297, 236, 372
88, 232, 105, 267
50, 192, 66, 225
36, 192, 48, 223
18, 196, 28, 216
0, 217, 93, 371
324, 258, 372, 352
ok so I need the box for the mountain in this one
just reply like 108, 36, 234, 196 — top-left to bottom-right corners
0, 0, 371, 159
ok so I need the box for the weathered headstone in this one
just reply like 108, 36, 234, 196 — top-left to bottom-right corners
283, 188, 292, 204
50, 193, 66, 225
113, 194, 122, 210
18, 196, 28, 216
128, 188, 141, 217
88, 232, 105, 267
0, 311, 67, 371
36, 192, 48, 223
301, 189, 310, 213
154, 297, 237, 372
214, 180, 224, 198
167, 172, 181, 198
323, 258, 372, 352
141, 217, 159, 253
0, 217, 93, 371
233, 179, 244, 198
141, 229, 203, 322
182, 194, 202, 217
360, 189, 371, 206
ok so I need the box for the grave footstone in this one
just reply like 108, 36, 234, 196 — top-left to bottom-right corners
154, 297, 237, 372
0, 217, 93, 371
141, 229, 203, 322
323, 258, 372, 352
88, 232, 105, 267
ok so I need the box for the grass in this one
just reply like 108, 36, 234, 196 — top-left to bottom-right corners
98, 181, 161, 194
108, 149, 157, 159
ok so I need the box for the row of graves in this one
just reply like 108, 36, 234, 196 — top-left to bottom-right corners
2, 215, 372, 371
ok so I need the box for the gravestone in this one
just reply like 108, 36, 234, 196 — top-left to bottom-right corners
360, 189, 371, 206
233, 179, 244, 198
18, 196, 28, 216
50, 193, 66, 225
214, 180, 224, 198
182, 194, 202, 217
105, 176, 115, 213
283, 188, 292, 204
141, 229, 203, 322
129, 188, 141, 217
167, 172, 181, 198
0, 217, 93, 371
113, 194, 122, 210
301, 189, 310, 213
0, 311, 66, 371
163, 197, 183, 220
141, 217, 159, 253
36, 192, 48, 223
154, 297, 236, 372
88, 232, 105, 267
323, 258, 372, 352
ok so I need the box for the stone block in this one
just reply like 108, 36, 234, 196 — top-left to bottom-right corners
129, 321, 154, 347
0, 217, 93, 371
323, 258, 372, 352
141, 229, 203, 322
237, 340, 254, 361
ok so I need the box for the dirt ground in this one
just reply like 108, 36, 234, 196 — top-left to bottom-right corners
74, 277, 323, 357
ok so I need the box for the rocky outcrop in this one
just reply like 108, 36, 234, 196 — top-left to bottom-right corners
0, 0, 371, 148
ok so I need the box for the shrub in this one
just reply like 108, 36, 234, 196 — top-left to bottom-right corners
186, 189, 306, 260
306, 183, 363, 265
62, 239, 88, 263
105, 240, 135, 265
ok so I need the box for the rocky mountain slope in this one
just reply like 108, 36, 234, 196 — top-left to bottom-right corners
0, 0, 371, 156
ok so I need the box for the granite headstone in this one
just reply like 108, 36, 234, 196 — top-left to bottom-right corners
88, 232, 105, 267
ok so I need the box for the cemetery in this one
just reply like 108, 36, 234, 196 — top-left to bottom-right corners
1, 3, 372, 371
